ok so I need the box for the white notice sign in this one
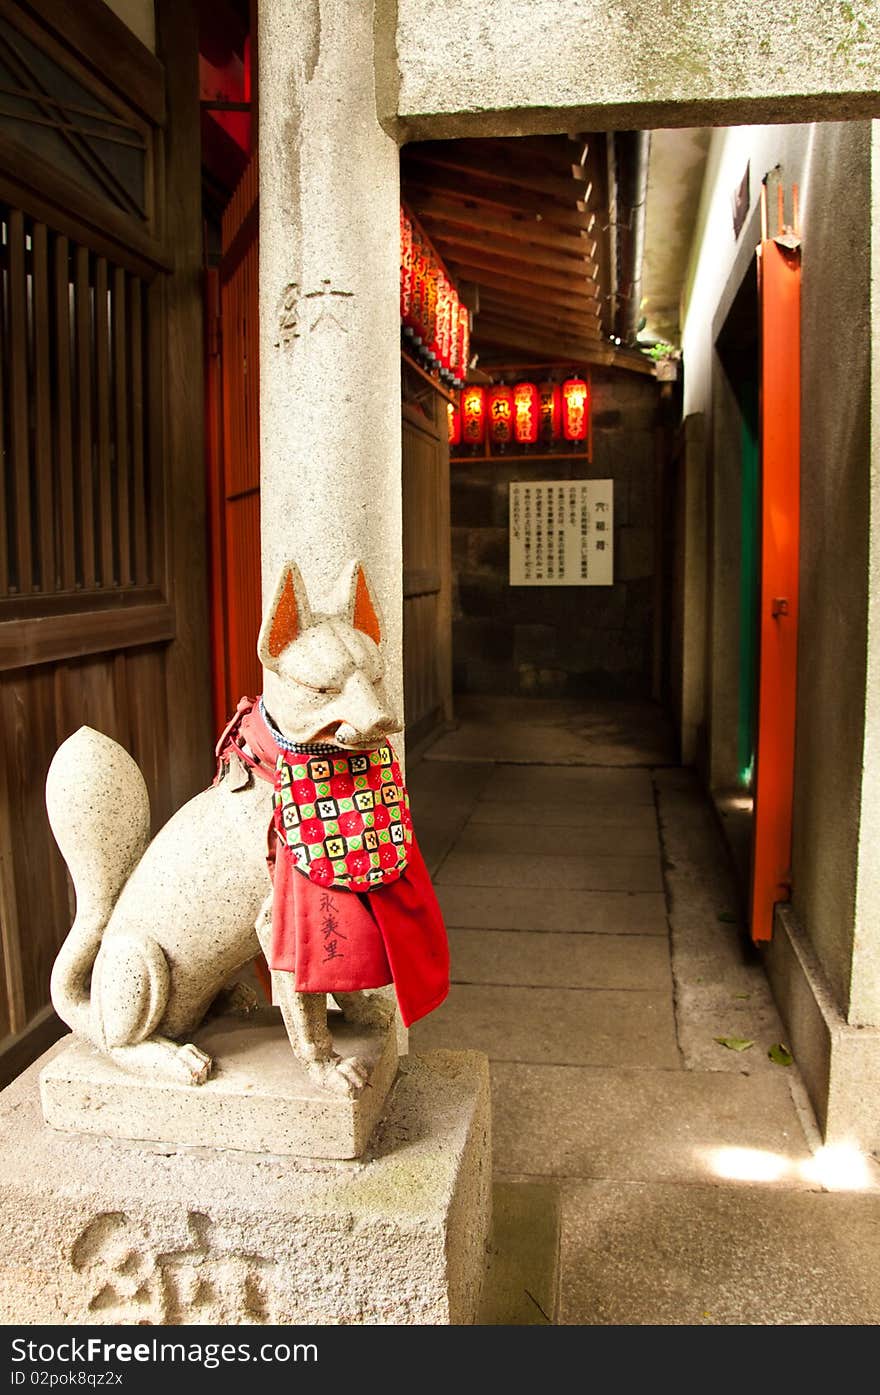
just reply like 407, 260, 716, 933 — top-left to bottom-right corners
509, 479, 613, 586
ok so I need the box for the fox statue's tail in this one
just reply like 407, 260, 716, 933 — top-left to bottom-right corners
45, 726, 151, 1040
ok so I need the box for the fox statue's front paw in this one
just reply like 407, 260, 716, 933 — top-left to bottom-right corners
174, 1042, 213, 1086
305, 1054, 370, 1098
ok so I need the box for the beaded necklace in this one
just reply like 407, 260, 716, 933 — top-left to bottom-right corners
258, 698, 340, 756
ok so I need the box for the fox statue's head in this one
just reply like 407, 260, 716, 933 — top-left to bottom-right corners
257, 559, 401, 749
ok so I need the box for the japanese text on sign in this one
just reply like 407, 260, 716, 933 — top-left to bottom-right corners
509, 479, 613, 586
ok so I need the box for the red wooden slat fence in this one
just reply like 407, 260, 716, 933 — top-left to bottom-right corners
205, 153, 261, 731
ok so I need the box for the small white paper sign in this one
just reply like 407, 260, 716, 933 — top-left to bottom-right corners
509, 479, 613, 586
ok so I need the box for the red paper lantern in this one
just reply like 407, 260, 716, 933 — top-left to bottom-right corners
461, 386, 485, 445
454, 304, 470, 388
562, 376, 589, 442
448, 294, 461, 382
538, 381, 561, 443
436, 274, 452, 374
400, 209, 413, 326
488, 385, 514, 446
422, 259, 439, 364
410, 228, 427, 345
513, 381, 540, 445
447, 400, 461, 447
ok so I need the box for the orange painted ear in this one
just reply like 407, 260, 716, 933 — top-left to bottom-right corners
258, 562, 312, 670
352, 566, 382, 645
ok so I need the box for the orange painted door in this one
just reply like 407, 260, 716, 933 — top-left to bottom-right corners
750, 197, 801, 942
205, 155, 262, 730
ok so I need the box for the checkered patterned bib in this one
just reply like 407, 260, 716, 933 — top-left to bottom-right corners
273, 745, 413, 892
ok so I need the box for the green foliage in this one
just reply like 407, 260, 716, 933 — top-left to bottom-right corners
714, 1036, 755, 1052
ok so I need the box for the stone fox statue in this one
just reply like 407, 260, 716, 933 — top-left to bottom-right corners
45, 560, 449, 1096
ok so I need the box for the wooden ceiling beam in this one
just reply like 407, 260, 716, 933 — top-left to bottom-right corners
578, 132, 613, 338
476, 321, 655, 377
473, 137, 591, 182
476, 304, 601, 342
444, 253, 600, 308
475, 322, 603, 358
420, 223, 598, 282
477, 321, 614, 364
400, 148, 587, 206
404, 192, 598, 260
400, 159, 593, 231
447, 262, 602, 316
475, 297, 603, 340
476, 283, 602, 321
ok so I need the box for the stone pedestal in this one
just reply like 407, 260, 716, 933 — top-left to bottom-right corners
0, 1047, 491, 1325
41, 1011, 397, 1160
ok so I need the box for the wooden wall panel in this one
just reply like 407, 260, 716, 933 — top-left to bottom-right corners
53, 654, 125, 749
0, 938, 9, 1043
401, 371, 453, 748
224, 491, 262, 710
404, 592, 439, 733
155, 0, 213, 809
2, 666, 77, 1023
125, 645, 174, 833
0, 642, 175, 1028
207, 152, 261, 729
0, 3, 211, 1084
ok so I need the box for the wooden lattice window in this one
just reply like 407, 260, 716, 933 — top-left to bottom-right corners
0, 205, 158, 607
0, 5, 155, 232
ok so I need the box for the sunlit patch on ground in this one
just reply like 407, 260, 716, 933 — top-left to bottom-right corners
704, 1141, 877, 1191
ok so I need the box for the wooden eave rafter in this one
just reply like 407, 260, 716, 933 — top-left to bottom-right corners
478, 330, 602, 365
444, 258, 601, 318
424, 224, 597, 282
403, 144, 591, 206
406, 189, 595, 257
442, 246, 599, 301
477, 136, 591, 180
477, 323, 654, 376
402, 132, 650, 374
399, 159, 594, 231
474, 297, 603, 341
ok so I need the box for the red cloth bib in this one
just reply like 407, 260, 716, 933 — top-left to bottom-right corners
215, 698, 449, 1028
273, 746, 413, 892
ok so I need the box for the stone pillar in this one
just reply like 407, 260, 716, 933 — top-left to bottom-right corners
258, 0, 403, 727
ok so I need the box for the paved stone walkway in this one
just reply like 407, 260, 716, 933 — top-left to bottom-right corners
407, 700, 880, 1326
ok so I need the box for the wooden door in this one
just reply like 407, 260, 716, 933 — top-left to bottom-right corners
0, 0, 211, 1083
205, 153, 261, 730
750, 184, 801, 942
402, 359, 453, 749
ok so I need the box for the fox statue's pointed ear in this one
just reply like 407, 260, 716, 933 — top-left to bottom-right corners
334, 560, 383, 646
258, 561, 312, 670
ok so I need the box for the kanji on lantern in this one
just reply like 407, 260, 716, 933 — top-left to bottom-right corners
538, 381, 562, 443
400, 208, 413, 327
461, 385, 485, 445
488, 385, 514, 446
514, 382, 540, 445
562, 377, 589, 442
454, 303, 470, 389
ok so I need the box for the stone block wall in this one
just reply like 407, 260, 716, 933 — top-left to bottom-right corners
451, 368, 660, 698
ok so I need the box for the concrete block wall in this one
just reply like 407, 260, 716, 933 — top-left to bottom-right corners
451, 369, 660, 699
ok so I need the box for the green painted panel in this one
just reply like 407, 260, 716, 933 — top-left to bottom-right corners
738, 377, 759, 786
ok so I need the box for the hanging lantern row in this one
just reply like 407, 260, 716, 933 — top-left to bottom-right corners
449, 377, 590, 450
400, 207, 469, 389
